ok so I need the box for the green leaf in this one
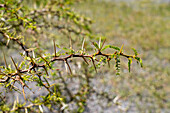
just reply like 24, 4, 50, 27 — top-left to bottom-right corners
139, 59, 143, 67
114, 55, 120, 75
132, 48, 138, 56
63, 47, 75, 54
92, 42, 99, 50
63, 47, 69, 51
134, 56, 140, 61
70, 49, 75, 54
19, 61, 25, 69
7, 18, 17, 22
134, 57, 143, 67
128, 58, 132, 72
116, 72, 120, 75
101, 45, 120, 51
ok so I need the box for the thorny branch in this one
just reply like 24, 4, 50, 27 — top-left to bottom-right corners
0, 31, 136, 84
0, 30, 142, 111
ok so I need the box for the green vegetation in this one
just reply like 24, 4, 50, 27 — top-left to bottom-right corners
0, 0, 169, 112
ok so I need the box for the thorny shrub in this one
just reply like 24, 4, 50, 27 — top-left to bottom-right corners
0, 0, 142, 112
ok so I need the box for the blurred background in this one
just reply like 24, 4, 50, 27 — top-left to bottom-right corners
71, 0, 170, 112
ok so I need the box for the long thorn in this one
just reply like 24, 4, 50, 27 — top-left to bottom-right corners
6, 38, 10, 46
30, 57, 35, 66
91, 57, 97, 73
100, 39, 106, 51
10, 56, 19, 73
99, 37, 101, 49
39, 54, 51, 69
3, 51, 8, 68
23, 82, 34, 94
43, 76, 50, 87
119, 44, 124, 54
81, 37, 85, 53
22, 87, 26, 101
65, 60, 72, 75
32, 50, 35, 58
43, 66, 49, 76
107, 57, 110, 68
10, 81, 15, 91
82, 56, 89, 65
53, 39, 57, 57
